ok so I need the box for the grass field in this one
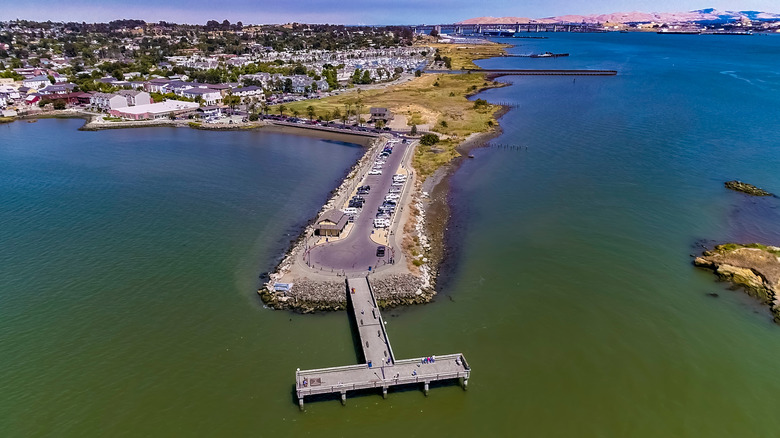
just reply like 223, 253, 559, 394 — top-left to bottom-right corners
274, 42, 509, 180
428, 42, 512, 70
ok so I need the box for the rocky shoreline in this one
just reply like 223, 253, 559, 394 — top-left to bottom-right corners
259, 274, 431, 313
695, 243, 780, 323
258, 101, 509, 313
258, 135, 440, 312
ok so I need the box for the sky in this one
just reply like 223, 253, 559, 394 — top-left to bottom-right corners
1, 0, 778, 25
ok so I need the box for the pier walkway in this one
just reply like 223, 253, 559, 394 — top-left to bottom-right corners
295, 277, 470, 408
468, 69, 618, 76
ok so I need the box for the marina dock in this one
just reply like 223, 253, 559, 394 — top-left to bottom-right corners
295, 277, 470, 408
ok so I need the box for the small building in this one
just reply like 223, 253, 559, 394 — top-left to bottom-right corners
197, 105, 223, 118
25, 94, 40, 105
370, 107, 393, 122
314, 209, 348, 237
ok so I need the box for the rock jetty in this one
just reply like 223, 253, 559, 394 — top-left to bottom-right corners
261, 274, 431, 313
724, 180, 773, 197
694, 243, 780, 322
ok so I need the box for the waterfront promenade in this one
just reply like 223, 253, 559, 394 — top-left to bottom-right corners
295, 277, 470, 407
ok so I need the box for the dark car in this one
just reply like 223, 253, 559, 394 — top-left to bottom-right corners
376, 246, 386, 257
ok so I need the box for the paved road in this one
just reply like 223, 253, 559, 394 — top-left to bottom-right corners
307, 141, 409, 272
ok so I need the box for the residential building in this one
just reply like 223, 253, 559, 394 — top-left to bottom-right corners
90, 92, 128, 111
22, 75, 50, 90
180, 87, 221, 105
116, 90, 152, 106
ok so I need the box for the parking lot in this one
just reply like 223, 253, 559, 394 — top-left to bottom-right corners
306, 138, 410, 272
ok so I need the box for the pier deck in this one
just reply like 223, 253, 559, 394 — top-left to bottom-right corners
295, 277, 470, 407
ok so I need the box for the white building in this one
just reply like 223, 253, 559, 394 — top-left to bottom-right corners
109, 100, 199, 120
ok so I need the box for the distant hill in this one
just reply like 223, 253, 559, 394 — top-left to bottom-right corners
458, 8, 780, 24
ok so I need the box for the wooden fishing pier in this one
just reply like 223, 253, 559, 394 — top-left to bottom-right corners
469, 68, 618, 77
295, 277, 470, 408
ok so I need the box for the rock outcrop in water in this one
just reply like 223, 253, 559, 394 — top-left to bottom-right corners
694, 243, 780, 322
724, 180, 773, 197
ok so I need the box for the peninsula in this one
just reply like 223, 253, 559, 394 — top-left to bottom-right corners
696, 243, 780, 322
260, 41, 510, 312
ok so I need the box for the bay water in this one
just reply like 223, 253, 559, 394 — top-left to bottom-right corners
2, 33, 780, 436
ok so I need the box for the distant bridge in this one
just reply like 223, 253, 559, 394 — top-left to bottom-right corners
412, 22, 603, 35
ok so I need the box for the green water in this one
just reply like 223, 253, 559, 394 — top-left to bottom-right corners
2, 33, 780, 436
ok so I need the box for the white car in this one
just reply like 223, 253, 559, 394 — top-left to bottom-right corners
369, 170, 382, 175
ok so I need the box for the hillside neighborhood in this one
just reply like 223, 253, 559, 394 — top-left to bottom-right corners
0, 20, 431, 121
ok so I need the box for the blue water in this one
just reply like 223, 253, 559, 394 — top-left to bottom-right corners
2, 32, 780, 437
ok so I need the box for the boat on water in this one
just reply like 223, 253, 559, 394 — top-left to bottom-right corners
530, 52, 570, 58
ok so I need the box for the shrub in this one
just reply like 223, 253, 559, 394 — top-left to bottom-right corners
420, 133, 439, 146
473, 98, 489, 109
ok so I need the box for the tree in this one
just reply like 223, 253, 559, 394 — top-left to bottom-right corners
332, 107, 342, 122
248, 113, 259, 121
414, 70, 422, 77
420, 133, 439, 146
292, 109, 300, 118
410, 124, 418, 135
278, 104, 286, 116
168, 112, 176, 120
306, 105, 315, 120
224, 94, 240, 111
52, 100, 66, 110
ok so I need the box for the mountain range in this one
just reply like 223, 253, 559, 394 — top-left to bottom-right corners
458, 8, 780, 24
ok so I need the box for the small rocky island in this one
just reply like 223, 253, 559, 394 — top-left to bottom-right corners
695, 243, 780, 323
724, 180, 773, 197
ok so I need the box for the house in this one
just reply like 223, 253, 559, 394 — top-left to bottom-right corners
314, 209, 349, 237
370, 107, 393, 122
197, 105, 223, 118
25, 94, 41, 105
90, 92, 129, 111
180, 87, 222, 105
232, 85, 264, 99
39, 83, 76, 96
115, 90, 152, 106
0, 93, 7, 108
204, 83, 233, 97
22, 75, 50, 90
146, 78, 172, 93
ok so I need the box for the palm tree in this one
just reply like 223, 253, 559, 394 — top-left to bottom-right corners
278, 104, 286, 116
344, 103, 352, 124
292, 109, 300, 119
306, 105, 315, 121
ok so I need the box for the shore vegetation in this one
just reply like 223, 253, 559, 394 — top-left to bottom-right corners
275, 66, 505, 179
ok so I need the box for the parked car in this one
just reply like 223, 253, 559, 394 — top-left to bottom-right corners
376, 246, 386, 257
